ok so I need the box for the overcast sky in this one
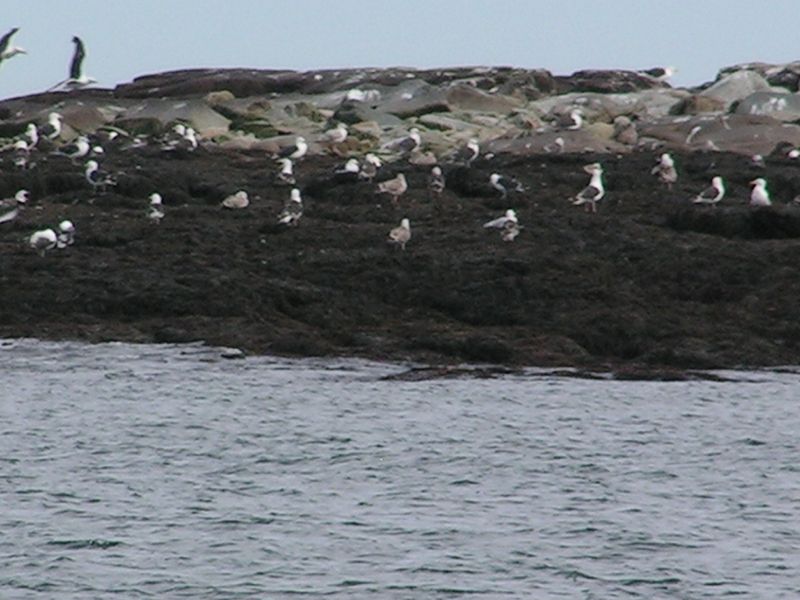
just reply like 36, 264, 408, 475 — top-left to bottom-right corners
1, 0, 798, 100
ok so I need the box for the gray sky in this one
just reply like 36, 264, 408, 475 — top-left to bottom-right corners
1, 0, 798, 100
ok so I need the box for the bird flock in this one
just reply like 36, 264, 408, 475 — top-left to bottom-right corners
0, 29, 790, 258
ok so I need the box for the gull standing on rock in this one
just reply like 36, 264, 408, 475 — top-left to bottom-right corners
387, 218, 411, 250
489, 173, 524, 199
276, 136, 308, 161
0, 189, 29, 225
275, 158, 296, 185
573, 163, 605, 213
483, 209, 521, 242
0, 27, 26, 66
57, 220, 75, 247
221, 190, 249, 209
359, 153, 382, 182
24, 123, 39, 148
691, 176, 725, 206
84, 160, 117, 194
12, 139, 31, 169
381, 127, 421, 155
148, 193, 165, 223
651, 152, 678, 189
39, 112, 63, 142
428, 166, 446, 197
29, 228, 57, 257
54, 135, 90, 161
377, 173, 408, 205
543, 137, 565, 154
559, 108, 583, 130
277, 188, 303, 226
451, 138, 480, 166
320, 123, 348, 155
749, 178, 771, 207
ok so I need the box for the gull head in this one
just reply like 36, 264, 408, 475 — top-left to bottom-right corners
290, 188, 302, 203
149, 193, 162, 205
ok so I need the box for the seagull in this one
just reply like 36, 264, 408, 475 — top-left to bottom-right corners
572, 163, 605, 213
64, 36, 97, 89
559, 108, 583, 130
0, 189, 29, 208
320, 123, 348, 153
613, 116, 638, 145
0, 27, 26, 66
275, 158, 296, 185
428, 166, 446, 196
380, 127, 421, 154
84, 160, 117, 194
276, 136, 307, 160
387, 218, 411, 250
451, 138, 480, 166
334, 157, 361, 182
277, 188, 303, 226
749, 178, 771, 207
24, 123, 39, 148
489, 173, 524, 199
56, 220, 75, 247
0, 189, 29, 225
40, 112, 63, 141
483, 209, 522, 241
11, 140, 31, 169
639, 66, 677, 82
222, 190, 249, 209
147, 193, 165, 223
651, 152, 678, 189
53, 135, 90, 161
691, 176, 725, 206
376, 173, 408, 205
29, 228, 57, 257
484, 209, 518, 230
543, 137, 565, 154
359, 153, 382, 182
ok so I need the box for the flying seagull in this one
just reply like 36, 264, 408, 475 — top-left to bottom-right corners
65, 36, 97, 89
691, 176, 725, 206
376, 173, 408, 205
387, 218, 411, 250
277, 188, 303, 226
221, 190, 249, 209
489, 173, 524, 199
0, 27, 26, 66
29, 228, 58, 257
572, 163, 605, 213
276, 136, 307, 160
749, 178, 771, 207
651, 152, 678, 189
147, 193, 165, 223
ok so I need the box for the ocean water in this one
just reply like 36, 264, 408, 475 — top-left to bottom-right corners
0, 339, 798, 599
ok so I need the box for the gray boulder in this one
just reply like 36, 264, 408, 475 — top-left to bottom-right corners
735, 91, 800, 122
699, 70, 775, 111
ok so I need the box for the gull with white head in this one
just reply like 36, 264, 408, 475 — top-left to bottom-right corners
749, 178, 771, 207
376, 173, 408, 205
572, 163, 605, 213
221, 190, 249, 209
277, 188, 303, 226
691, 177, 725, 206
387, 218, 411, 250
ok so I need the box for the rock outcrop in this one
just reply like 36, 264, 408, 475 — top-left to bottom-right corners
3, 62, 800, 372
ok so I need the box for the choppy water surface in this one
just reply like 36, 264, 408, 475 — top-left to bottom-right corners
1, 339, 798, 598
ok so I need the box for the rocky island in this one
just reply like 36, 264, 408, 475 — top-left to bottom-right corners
3, 63, 800, 375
